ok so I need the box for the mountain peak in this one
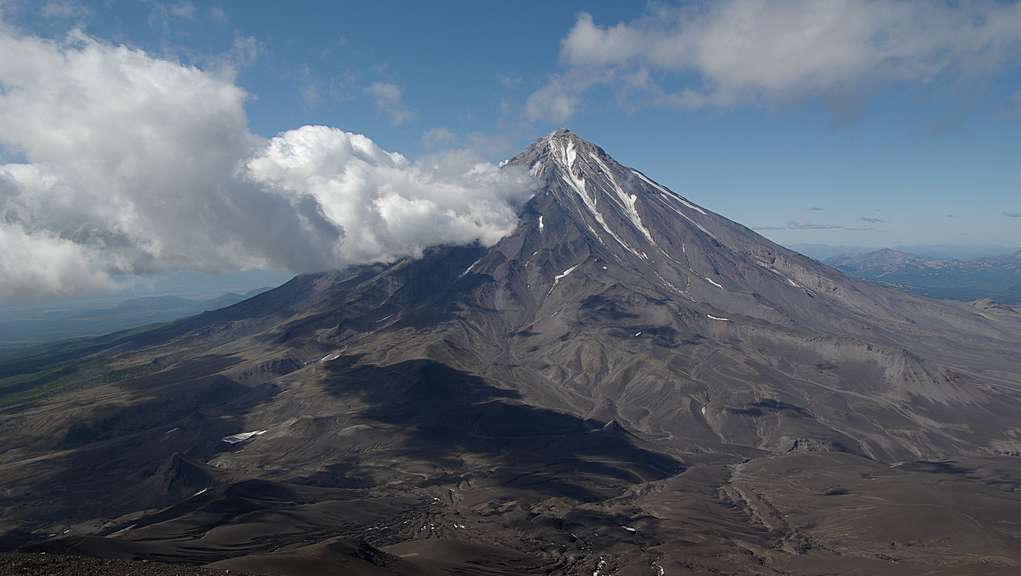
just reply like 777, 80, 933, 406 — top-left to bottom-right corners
545, 127, 589, 146
501, 128, 668, 260
508, 128, 607, 176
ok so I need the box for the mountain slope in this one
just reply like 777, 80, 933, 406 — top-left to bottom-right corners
3, 130, 1021, 575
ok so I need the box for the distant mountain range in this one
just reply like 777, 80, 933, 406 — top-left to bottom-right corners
791, 243, 1020, 261
0, 288, 274, 349
826, 248, 1021, 302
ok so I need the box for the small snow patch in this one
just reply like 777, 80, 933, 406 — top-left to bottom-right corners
460, 258, 482, 277
634, 331, 642, 337
621, 525, 637, 533
706, 314, 730, 321
321, 352, 341, 363
549, 263, 581, 294
109, 524, 136, 537
538, 215, 544, 232
192, 488, 208, 498
222, 430, 267, 445
705, 277, 724, 289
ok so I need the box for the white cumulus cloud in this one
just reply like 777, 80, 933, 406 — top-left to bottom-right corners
528, 0, 1021, 121
0, 25, 534, 302
245, 126, 535, 265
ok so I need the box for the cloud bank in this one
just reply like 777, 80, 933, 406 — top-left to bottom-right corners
528, 0, 1021, 121
0, 25, 534, 301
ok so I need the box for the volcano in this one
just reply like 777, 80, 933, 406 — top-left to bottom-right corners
4, 130, 1021, 575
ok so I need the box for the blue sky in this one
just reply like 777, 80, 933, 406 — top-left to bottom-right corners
1, 0, 1020, 302
13, 1, 1021, 243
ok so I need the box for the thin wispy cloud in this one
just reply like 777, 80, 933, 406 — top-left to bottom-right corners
810, 206, 823, 211
788, 221, 843, 230
148, 1, 196, 31
525, 74, 585, 123
528, 0, 1021, 122
300, 66, 356, 108
861, 217, 885, 224
497, 73, 521, 88
787, 220, 870, 231
1005, 212, 1021, 218
227, 33, 260, 69
1010, 89, 1021, 115
422, 127, 456, 147
168, 2, 195, 19
366, 81, 414, 126
40, 0, 89, 20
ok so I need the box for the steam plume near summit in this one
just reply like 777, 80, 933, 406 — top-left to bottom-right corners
0, 25, 535, 301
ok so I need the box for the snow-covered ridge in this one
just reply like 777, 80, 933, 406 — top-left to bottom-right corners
590, 153, 654, 244
632, 170, 706, 215
546, 136, 638, 256
655, 193, 717, 241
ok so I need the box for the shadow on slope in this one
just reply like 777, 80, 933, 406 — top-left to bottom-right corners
321, 357, 685, 501
0, 353, 282, 529
22, 480, 414, 568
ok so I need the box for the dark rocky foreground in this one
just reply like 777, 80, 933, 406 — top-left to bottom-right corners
0, 552, 250, 575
